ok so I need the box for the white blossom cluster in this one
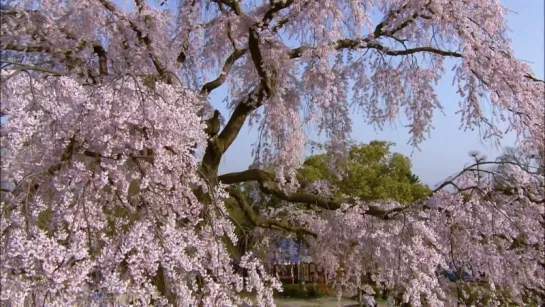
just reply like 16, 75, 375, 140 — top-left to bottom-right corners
0, 74, 279, 305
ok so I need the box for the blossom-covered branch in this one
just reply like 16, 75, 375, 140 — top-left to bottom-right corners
219, 169, 403, 219
227, 186, 317, 237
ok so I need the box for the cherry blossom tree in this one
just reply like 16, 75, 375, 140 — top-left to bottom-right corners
0, 0, 543, 306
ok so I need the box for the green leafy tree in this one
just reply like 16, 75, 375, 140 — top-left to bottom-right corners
227, 141, 430, 258
297, 141, 430, 204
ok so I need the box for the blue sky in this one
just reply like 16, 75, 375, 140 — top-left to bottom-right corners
211, 0, 544, 187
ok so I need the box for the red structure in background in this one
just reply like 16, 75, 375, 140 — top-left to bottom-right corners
271, 262, 329, 294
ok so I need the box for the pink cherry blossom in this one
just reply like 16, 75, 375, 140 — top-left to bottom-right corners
1, 0, 543, 306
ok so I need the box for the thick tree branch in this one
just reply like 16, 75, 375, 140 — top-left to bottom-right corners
219, 169, 345, 210
218, 85, 266, 151
262, 0, 294, 25
248, 29, 274, 96
211, 0, 243, 16
287, 2, 454, 60
219, 169, 401, 219
199, 3, 269, 179
200, 48, 247, 95
374, 1, 433, 38
289, 39, 462, 59
368, 44, 461, 57
199, 0, 276, 180
200, 85, 266, 178
289, 37, 538, 84
227, 187, 316, 237
219, 168, 274, 184
246, 0, 292, 97
269, 1, 315, 33
198, 0, 249, 96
